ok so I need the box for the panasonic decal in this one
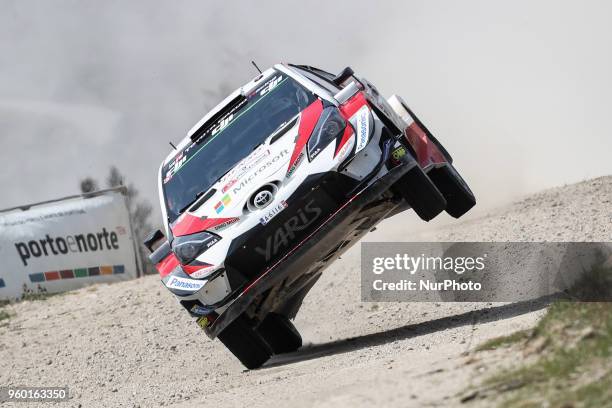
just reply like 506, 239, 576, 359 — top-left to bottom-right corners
165, 276, 207, 292
351, 106, 372, 153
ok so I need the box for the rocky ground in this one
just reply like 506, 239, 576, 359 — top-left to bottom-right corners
1, 176, 610, 407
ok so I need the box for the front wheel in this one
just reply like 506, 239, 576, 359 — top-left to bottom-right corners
217, 314, 273, 369
256, 313, 302, 354
392, 156, 447, 221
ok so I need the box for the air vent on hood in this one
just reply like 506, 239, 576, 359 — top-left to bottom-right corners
189, 189, 216, 212
269, 116, 299, 145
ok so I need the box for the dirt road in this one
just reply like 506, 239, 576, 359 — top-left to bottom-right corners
1, 176, 610, 407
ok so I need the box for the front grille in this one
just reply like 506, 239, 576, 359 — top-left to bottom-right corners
225, 172, 357, 280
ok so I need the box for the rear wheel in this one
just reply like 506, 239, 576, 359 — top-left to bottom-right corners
217, 314, 272, 369
257, 313, 302, 354
427, 164, 476, 218
392, 155, 447, 221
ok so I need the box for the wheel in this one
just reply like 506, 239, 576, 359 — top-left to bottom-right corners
256, 313, 302, 354
392, 156, 447, 221
217, 314, 273, 369
427, 164, 476, 218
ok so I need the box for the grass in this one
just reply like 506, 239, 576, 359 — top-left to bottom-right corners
475, 329, 531, 352
20, 291, 63, 302
19, 284, 65, 302
469, 302, 612, 407
464, 255, 612, 407
0, 309, 11, 322
0, 299, 11, 324
0, 285, 68, 325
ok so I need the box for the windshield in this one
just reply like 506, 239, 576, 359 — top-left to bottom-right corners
162, 72, 317, 222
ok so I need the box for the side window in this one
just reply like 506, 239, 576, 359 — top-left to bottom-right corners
294, 67, 342, 95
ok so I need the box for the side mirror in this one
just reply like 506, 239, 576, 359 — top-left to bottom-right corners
332, 66, 355, 86
143, 229, 165, 253
333, 81, 361, 104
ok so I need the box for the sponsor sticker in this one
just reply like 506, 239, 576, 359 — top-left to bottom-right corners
286, 151, 304, 178
336, 136, 355, 162
353, 106, 371, 153
212, 113, 234, 136
214, 194, 232, 214
196, 316, 209, 328
188, 265, 217, 279
257, 75, 283, 96
214, 202, 224, 214
221, 179, 237, 193
211, 217, 240, 231
191, 305, 211, 316
231, 149, 290, 194
259, 201, 288, 225
255, 199, 322, 261
165, 276, 206, 292
219, 147, 271, 185
163, 154, 186, 184
391, 145, 407, 164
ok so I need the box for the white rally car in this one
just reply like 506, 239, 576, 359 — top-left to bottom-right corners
144, 63, 475, 368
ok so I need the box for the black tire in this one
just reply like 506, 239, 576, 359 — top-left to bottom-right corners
427, 164, 476, 218
217, 314, 273, 369
256, 313, 302, 354
393, 161, 447, 222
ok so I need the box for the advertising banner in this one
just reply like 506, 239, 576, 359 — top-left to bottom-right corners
0, 188, 141, 300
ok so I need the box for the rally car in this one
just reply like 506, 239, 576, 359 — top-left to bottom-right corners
144, 63, 475, 369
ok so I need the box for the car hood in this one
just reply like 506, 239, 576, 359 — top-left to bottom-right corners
170, 119, 298, 237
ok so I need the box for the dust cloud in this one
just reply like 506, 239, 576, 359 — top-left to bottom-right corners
2, 1, 611, 222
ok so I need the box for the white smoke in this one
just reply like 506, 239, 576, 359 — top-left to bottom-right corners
2, 0, 612, 223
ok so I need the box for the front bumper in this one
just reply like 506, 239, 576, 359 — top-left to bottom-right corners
204, 157, 417, 338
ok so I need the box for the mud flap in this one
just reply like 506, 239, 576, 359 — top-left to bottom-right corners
392, 154, 447, 221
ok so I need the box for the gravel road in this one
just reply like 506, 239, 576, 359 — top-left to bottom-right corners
1, 176, 610, 407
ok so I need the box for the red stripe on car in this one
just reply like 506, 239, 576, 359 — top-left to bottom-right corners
334, 126, 354, 157
172, 214, 236, 237
287, 99, 323, 170
156, 253, 179, 278
339, 91, 368, 118
405, 122, 446, 168
183, 262, 214, 275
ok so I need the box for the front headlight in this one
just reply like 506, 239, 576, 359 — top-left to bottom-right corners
307, 107, 346, 161
172, 231, 221, 264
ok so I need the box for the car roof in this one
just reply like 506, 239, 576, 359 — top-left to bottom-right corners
161, 62, 339, 167
162, 66, 278, 167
